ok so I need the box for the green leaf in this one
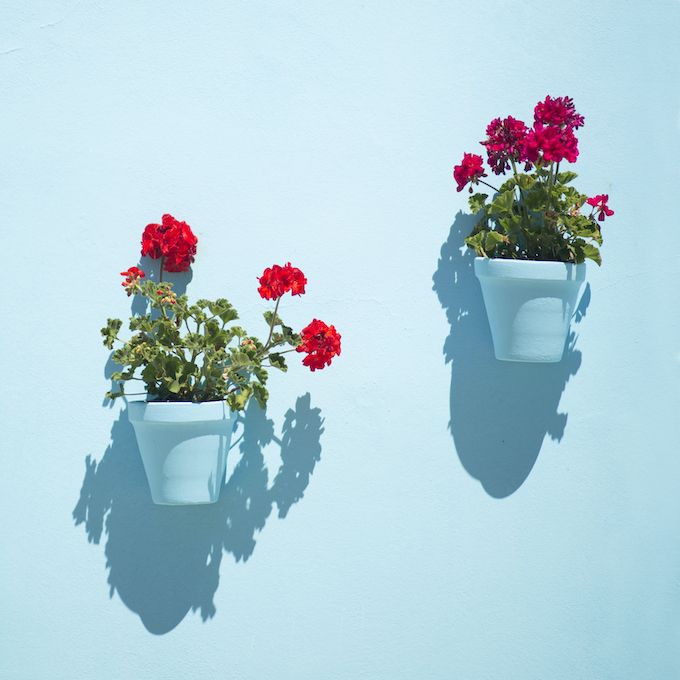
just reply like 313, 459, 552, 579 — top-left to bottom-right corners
281, 323, 297, 344
524, 185, 549, 211
101, 318, 123, 349
485, 231, 507, 251
209, 298, 238, 324
497, 215, 523, 237
465, 231, 487, 256
105, 390, 124, 400
490, 189, 516, 214
228, 385, 252, 411
229, 351, 251, 367
263, 310, 283, 326
188, 306, 208, 322
141, 364, 157, 384
252, 383, 269, 409
468, 192, 488, 214
499, 178, 517, 193
516, 174, 535, 191
268, 353, 288, 372
557, 171, 578, 184
581, 243, 602, 266
229, 326, 247, 339
129, 316, 153, 332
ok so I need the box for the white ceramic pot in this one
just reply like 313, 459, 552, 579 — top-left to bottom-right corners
474, 258, 586, 363
128, 400, 237, 505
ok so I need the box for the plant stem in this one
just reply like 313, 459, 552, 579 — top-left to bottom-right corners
261, 348, 298, 368
510, 159, 525, 202
511, 159, 531, 233
479, 179, 500, 193
547, 161, 556, 213
548, 161, 555, 192
159, 256, 165, 283
263, 296, 281, 350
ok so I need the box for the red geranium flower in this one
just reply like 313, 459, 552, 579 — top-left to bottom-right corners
120, 266, 145, 295
521, 124, 579, 164
257, 262, 307, 300
141, 224, 163, 260
534, 95, 584, 129
481, 116, 529, 174
453, 153, 486, 192
296, 319, 341, 371
586, 194, 614, 221
141, 214, 197, 273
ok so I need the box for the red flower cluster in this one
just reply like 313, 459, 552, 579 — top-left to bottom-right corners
586, 194, 614, 221
120, 266, 145, 295
296, 319, 342, 371
141, 214, 197, 273
257, 262, 307, 300
457, 96, 585, 184
453, 153, 486, 192
519, 95, 584, 164
521, 123, 579, 164
481, 116, 529, 174
534, 95, 584, 129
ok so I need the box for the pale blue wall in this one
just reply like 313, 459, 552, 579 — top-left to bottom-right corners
2, 1, 680, 678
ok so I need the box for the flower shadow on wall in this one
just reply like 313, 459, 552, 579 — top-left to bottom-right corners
432, 212, 590, 498
73, 394, 324, 635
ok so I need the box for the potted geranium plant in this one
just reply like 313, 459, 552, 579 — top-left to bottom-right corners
453, 96, 614, 362
102, 214, 341, 505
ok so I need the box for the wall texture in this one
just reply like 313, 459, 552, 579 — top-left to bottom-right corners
2, 2, 680, 678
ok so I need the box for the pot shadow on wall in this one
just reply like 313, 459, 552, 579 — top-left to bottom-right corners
432, 212, 590, 498
73, 394, 323, 635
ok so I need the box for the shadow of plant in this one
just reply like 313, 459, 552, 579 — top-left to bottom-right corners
73, 394, 324, 634
432, 212, 590, 498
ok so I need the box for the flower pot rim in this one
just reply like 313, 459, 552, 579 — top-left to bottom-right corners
474, 257, 586, 282
142, 397, 226, 403
128, 399, 236, 424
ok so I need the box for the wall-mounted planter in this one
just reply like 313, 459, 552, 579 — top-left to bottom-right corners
128, 400, 237, 505
474, 258, 586, 363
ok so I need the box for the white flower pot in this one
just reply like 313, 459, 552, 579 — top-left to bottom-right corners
474, 258, 586, 363
128, 400, 237, 505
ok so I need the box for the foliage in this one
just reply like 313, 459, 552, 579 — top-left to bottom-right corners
106, 217, 340, 409
102, 280, 301, 410
464, 167, 603, 265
